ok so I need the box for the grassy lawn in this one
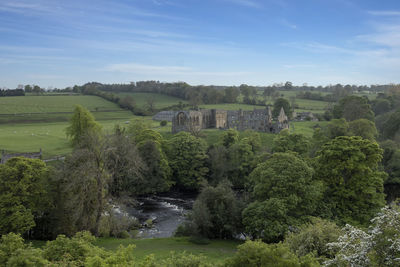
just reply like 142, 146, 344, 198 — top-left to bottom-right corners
290, 121, 329, 137
95, 237, 241, 263
0, 95, 118, 114
115, 92, 187, 109
0, 117, 140, 159
199, 103, 264, 111
29, 237, 241, 264
0, 95, 133, 123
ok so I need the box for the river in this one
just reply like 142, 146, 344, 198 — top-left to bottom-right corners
124, 194, 195, 238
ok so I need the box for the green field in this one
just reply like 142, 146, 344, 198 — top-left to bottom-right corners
0, 95, 119, 114
0, 92, 327, 158
290, 121, 328, 137
30, 237, 241, 264
0, 95, 133, 123
116, 92, 187, 109
95, 237, 241, 263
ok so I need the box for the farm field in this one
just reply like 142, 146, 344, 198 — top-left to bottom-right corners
0, 118, 140, 158
199, 103, 265, 111
115, 92, 187, 109
0, 95, 133, 123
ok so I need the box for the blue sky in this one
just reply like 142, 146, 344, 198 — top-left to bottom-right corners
0, 0, 400, 88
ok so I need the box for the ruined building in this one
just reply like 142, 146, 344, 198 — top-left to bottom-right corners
172, 106, 289, 133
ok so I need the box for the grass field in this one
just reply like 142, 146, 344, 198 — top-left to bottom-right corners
0, 95, 133, 123
290, 121, 329, 137
115, 92, 187, 109
95, 237, 241, 263
30, 237, 241, 264
0, 95, 119, 114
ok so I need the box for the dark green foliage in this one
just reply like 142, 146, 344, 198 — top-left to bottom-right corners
324, 119, 349, 139
0, 157, 50, 235
128, 120, 173, 194
160, 120, 168, 126
380, 141, 400, 202
243, 153, 322, 242
381, 109, 400, 140
225, 138, 256, 188
167, 132, 208, 190
224, 240, 320, 267
315, 136, 386, 226
372, 98, 392, 116
272, 129, 310, 155
333, 95, 374, 121
189, 182, 243, 239
348, 118, 378, 141
273, 98, 292, 119
285, 218, 342, 260
106, 127, 146, 196
55, 133, 109, 236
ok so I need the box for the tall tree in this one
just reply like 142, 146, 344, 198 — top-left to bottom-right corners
167, 132, 208, 190
272, 98, 291, 119
243, 153, 322, 242
333, 95, 374, 121
315, 136, 386, 226
65, 105, 102, 147
55, 133, 108, 236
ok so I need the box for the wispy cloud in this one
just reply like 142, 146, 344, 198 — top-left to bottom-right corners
223, 0, 261, 8
279, 18, 297, 29
367, 10, 400, 16
104, 63, 250, 77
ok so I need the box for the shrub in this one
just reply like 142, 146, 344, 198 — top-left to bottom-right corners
224, 240, 320, 267
160, 120, 168, 126
284, 218, 342, 260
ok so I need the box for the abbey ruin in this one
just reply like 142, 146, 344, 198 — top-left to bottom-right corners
171, 106, 289, 133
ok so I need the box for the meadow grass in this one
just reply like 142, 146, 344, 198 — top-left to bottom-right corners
290, 121, 329, 137
199, 103, 264, 111
29, 237, 241, 264
0, 117, 140, 158
115, 92, 187, 109
0, 95, 119, 114
95, 237, 241, 263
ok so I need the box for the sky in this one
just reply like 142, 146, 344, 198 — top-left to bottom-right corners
0, 0, 400, 88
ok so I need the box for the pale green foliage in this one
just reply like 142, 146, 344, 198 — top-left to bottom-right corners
243, 153, 322, 242
224, 240, 320, 267
0, 233, 49, 266
324, 206, 400, 267
66, 104, 102, 146
285, 218, 342, 260
0, 157, 50, 235
221, 129, 239, 148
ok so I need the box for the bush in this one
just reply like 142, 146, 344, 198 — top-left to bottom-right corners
117, 230, 130, 239
160, 120, 168, 126
284, 218, 342, 260
223, 240, 320, 267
